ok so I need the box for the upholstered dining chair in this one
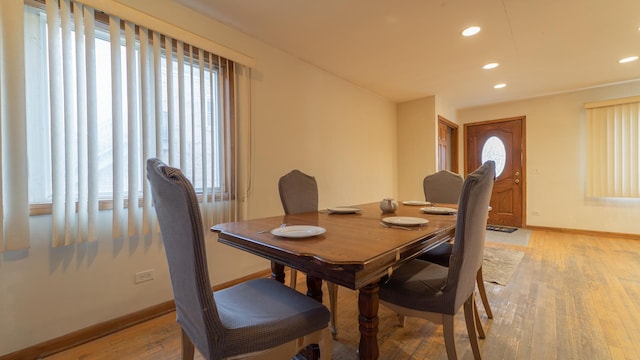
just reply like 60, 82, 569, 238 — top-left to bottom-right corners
421, 169, 494, 323
147, 159, 332, 360
423, 169, 464, 204
379, 161, 495, 360
278, 169, 340, 340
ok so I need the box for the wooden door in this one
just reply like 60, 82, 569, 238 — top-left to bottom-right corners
438, 116, 458, 172
465, 117, 525, 227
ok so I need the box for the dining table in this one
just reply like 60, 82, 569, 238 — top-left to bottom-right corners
211, 201, 458, 359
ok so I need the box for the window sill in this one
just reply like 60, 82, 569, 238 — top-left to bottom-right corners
29, 192, 233, 216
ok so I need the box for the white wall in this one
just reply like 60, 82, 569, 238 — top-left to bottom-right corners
458, 81, 640, 234
0, 0, 396, 355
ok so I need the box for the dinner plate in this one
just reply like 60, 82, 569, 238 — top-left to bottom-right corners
327, 206, 361, 214
271, 225, 326, 238
402, 200, 431, 206
381, 216, 429, 226
420, 206, 457, 215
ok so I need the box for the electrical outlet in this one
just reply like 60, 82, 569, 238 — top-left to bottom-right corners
135, 269, 155, 284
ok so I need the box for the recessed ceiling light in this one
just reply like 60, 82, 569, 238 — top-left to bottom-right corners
483, 63, 499, 70
619, 56, 639, 63
462, 26, 481, 37
494, 83, 507, 89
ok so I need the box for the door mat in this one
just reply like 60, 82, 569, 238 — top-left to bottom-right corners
486, 225, 518, 233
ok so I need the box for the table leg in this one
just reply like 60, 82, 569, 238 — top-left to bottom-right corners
271, 261, 285, 284
358, 281, 380, 359
306, 275, 323, 302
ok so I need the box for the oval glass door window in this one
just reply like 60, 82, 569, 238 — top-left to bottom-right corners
481, 136, 506, 177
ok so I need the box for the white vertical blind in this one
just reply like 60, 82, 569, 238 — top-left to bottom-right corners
84, 5, 98, 242
110, 15, 125, 239
199, 48, 209, 221
124, 21, 140, 237
586, 98, 640, 198
153, 32, 163, 157
74, 0, 256, 68
236, 64, 252, 221
189, 46, 196, 182
177, 41, 187, 171
139, 26, 153, 236
61, 0, 77, 246
165, 35, 177, 166
74, 3, 88, 242
46, 0, 67, 246
15, 0, 251, 249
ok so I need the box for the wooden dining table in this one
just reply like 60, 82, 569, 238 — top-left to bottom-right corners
211, 201, 457, 359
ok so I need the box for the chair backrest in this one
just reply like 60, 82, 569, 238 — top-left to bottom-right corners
278, 169, 318, 215
423, 170, 464, 204
146, 158, 221, 359
444, 161, 495, 311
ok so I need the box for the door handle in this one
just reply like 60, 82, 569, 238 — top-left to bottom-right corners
515, 179, 520, 184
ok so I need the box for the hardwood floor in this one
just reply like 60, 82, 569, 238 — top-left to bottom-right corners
44, 230, 640, 360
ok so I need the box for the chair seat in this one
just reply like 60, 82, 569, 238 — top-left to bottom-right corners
212, 278, 330, 357
379, 259, 454, 314
419, 242, 453, 267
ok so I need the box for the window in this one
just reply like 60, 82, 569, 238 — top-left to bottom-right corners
17, 0, 248, 246
25, 3, 223, 205
585, 96, 640, 198
481, 136, 506, 178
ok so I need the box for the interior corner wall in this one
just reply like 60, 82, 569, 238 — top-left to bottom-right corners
397, 96, 437, 201
435, 95, 457, 124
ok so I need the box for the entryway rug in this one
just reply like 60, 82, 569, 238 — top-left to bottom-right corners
485, 227, 531, 247
486, 224, 518, 233
482, 246, 525, 286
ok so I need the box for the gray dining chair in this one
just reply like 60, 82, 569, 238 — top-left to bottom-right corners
421, 169, 494, 324
379, 161, 495, 360
423, 169, 464, 204
278, 169, 340, 340
147, 159, 332, 360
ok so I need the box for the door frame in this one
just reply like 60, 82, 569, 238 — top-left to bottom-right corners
464, 116, 526, 228
438, 115, 459, 173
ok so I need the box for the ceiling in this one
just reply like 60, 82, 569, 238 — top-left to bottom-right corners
174, 0, 640, 109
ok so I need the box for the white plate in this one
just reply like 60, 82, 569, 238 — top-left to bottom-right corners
381, 216, 429, 226
420, 206, 457, 215
271, 225, 326, 238
328, 207, 361, 214
402, 200, 431, 206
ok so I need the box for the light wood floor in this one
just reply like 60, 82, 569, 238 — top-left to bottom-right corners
45, 230, 640, 360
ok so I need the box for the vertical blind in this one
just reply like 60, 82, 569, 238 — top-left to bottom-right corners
0, 0, 252, 250
585, 96, 640, 198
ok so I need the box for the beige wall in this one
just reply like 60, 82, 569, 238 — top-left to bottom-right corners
458, 81, 640, 234
396, 95, 462, 202
0, 0, 396, 355
3, 0, 639, 356
397, 96, 437, 201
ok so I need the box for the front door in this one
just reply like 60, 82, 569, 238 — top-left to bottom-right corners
465, 117, 525, 228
